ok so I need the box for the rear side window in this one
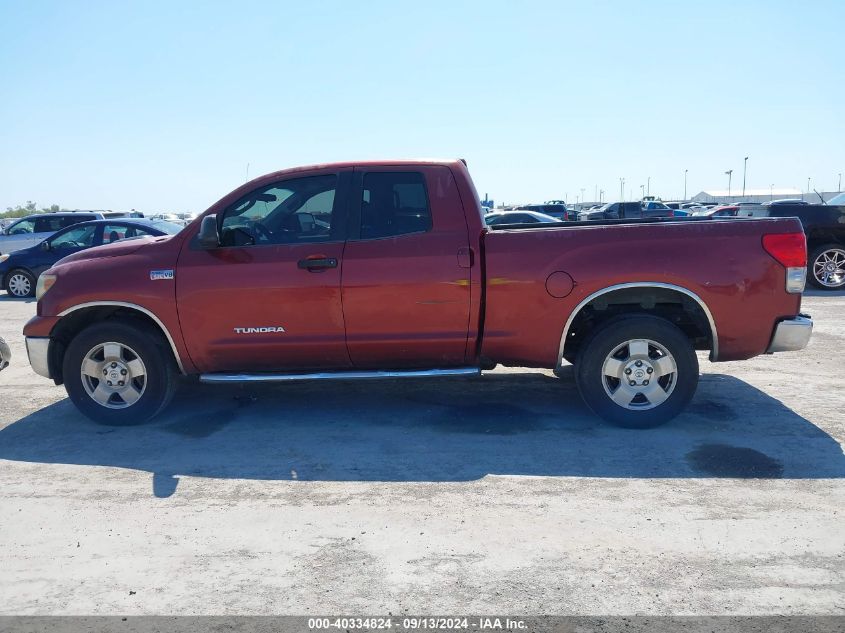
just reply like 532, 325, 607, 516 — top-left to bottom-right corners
34, 216, 68, 233
102, 224, 153, 243
360, 172, 431, 239
58, 215, 96, 229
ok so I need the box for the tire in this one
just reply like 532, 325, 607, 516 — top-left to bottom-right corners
808, 243, 845, 290
5, 268, 35, 297
574, 314, 698, 428
62, 321, 177, 425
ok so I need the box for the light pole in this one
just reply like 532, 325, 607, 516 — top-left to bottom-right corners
742, 156, 748, 199
647, 176, 651, 197
839, 173, 842, 192
770, 184, 774, 201
684, 169, 688, 201
620, 178, 625, 201
599, 189, 604, 203
580, 188, 585, 205
725, 170, 733, 199
805, 177, 810, 201
640, 184, 645, 198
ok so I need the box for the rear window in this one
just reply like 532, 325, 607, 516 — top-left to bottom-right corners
360, 172, 432, 239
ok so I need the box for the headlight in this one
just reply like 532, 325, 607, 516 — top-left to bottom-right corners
36, 274, 57, 300
0, 254, 9, 263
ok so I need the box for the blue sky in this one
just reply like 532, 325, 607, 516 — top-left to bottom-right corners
1, 0, 842, 211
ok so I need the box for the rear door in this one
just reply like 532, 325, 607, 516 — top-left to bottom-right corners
341, 166, 473, 368
176, 169, 353, 372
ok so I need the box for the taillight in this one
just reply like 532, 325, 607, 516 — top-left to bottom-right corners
763, 232, 807, 293
762, 233, 807, 267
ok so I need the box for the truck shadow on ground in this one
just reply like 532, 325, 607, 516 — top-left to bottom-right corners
1, 370, 843, 497
0, 294, 36, 303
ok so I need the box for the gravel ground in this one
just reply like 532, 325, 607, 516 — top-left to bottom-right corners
0, 292, 843, 615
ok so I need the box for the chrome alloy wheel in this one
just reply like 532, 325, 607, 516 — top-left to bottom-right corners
812, 247, 845, 288
7, 273, 31, 297
80, 342, 147, 409
601, 338, 677, 410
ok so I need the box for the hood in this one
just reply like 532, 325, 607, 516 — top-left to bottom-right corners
55, 235, 171, 266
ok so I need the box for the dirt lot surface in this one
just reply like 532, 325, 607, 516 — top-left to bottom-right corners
0, 292, 843, 615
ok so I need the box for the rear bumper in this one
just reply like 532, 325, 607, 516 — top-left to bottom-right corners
766, 315, 813, 353
25, 337, 51, 379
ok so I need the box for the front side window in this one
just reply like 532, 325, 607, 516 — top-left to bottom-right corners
220, 174, 338, 247
50, 225, 97, 250
8, 219, 35, 235
360, 172, 431, 239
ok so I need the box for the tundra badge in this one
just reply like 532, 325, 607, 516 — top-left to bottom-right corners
150, 270, 175, 281
234, 326, 286, 334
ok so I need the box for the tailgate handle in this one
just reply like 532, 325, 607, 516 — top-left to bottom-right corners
297, 256, 337, 271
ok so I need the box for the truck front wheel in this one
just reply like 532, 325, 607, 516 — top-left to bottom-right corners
62, 321, 177, 425
574, 315, 698, 428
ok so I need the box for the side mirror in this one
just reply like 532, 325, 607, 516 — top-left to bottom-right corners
197, 215, 220, 249
40, 241, 50, 251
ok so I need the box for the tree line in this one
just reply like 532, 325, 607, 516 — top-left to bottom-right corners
1, 202, 63, 219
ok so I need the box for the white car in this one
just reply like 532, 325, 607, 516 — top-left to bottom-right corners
484, 211, 560, 225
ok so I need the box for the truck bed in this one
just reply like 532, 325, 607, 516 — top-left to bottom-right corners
480, 215, 803, 367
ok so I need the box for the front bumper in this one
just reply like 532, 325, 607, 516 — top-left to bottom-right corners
766, 315, 813, 353
0, 337, 10, 371
25, 337, 51, 379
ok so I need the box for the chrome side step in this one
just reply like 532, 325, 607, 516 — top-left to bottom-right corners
199, 367, 481, 384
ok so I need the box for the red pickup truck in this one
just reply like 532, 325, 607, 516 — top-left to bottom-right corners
24, 160, 813, 428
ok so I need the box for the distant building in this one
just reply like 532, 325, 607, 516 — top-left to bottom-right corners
691, 189, 838, 204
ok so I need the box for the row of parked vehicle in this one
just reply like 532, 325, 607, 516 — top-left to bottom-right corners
485, 194, 845, 290
0, 212, 184, 297
3, 192, 844, 300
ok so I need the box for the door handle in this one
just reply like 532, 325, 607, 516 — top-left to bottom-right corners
297, 256, 338, 271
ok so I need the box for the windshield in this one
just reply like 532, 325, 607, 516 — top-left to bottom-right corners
827, 193, 845, 205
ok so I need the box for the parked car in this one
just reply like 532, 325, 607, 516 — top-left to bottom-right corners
752, 193, 845, 289
484, 211, 560, 225
765, 199, 809, 206
0, 336, 9, 371
578, 201, 643, 221
640, 200, 675, 218
0, 218, 182, 297
518, 203, 573, 221
695, 206, 740, 218
0, 211, 137, 255
24, 159, 811, 429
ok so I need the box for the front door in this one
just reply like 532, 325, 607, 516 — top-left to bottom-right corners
176, 170, 352, 373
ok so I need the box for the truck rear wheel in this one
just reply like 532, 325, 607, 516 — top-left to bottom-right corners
62, 321, 177, 425
574, 315, 698, 428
